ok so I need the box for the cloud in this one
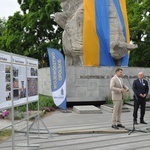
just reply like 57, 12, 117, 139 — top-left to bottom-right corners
0, 0, 20, 19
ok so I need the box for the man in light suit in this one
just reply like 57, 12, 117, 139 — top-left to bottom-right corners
110, 68, 129, 129
133, 72, 149, 125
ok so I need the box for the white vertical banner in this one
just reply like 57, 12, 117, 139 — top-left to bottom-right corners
47, 48, 67, 110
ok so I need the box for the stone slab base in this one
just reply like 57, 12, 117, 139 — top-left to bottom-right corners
73, 105, 102, 114
101, 104, 130, 113
57, 129, 128, 135
125, 101, 150, 111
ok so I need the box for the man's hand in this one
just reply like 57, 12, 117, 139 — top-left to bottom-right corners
124, 89, 129, 92
140, 94, 143, 97
121, 88, 129, 93
140, 93, 146, 98
143, 94, 146, 98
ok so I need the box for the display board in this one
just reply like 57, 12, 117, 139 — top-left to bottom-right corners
0, 51, 38, 110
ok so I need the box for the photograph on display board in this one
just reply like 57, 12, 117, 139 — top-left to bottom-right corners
5, 65, 11, 73
19, 80, 26, 98
28, 78, 38, 96
13, 77, 19, 100
13, 78, 19, 88
13, 89, 19, 100
13, 66, 19, 77
31, 68, 38, 76
5, 74, 11, 82
6, 83, 11, 91
6, 91, 11, 101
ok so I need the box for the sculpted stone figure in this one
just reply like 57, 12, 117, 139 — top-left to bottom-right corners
55, 0, 137, 66
109, 0, 137, 66
55, 0, 83, 66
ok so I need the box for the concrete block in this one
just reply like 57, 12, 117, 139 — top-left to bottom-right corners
38, 67, 150, 102
75, 87, 87, 97
87, 89, 99, 97
87, 79, 99, 89
101, 104, 130, 113
66, 84, 76, 97
75, 67, 87, 78
75, 79, 88, 87
73, 105, 102, 114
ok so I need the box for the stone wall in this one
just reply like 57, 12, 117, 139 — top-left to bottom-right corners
38, 67, 150, 102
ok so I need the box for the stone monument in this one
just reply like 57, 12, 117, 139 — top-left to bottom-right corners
43, 0, 143, 103
55, 0, 137, 66
55, 0, 83, 66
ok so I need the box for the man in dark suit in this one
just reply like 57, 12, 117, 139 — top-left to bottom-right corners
133, 72, 149, 124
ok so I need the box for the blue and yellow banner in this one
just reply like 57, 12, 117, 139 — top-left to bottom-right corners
47, 48, 66, 110
83, 0, 130, 66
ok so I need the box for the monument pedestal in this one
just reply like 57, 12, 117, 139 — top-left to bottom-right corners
38, 66, 150, 104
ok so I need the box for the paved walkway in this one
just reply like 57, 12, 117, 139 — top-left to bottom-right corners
1, 106, 150, 150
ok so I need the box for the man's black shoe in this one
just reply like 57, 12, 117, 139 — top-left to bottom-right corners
134, 121, 138, 125
117, 124, 125, 128
140, 121, 147, 124
112, 125, 119, 129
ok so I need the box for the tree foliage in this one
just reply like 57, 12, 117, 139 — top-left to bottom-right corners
0, 18, 6, 36
0, 0, 63, 68
127, 0, 150, 67
0, 18, 7, 50
0, 0, 149, 67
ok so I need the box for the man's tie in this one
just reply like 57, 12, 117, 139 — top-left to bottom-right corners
140, 79, 143, 85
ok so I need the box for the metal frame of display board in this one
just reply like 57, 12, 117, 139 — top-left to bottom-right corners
16, 56, 52, 149
0, 51, 51, 150
16, 57, 40, 149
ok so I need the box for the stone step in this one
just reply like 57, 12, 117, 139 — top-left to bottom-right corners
101, 104, 131, 112
125, 101, 150, 111
73, 105, 102, 114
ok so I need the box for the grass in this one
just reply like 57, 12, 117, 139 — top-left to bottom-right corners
6, 94, 56, 120
0, 95, 55, 142
0, 130, 12, 142
14, 94, 56, 112
105, 96, 131, 105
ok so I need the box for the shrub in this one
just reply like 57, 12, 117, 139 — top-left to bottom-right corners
105, 93, 131, 105
14, 94, 56, 112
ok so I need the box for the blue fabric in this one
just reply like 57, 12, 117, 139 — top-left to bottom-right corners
47, 48, 67, 110
58, 100, 67, 110
113, 0, 129, 66
113, 0, 126, 38
48, 48, 66, 91
95, 0, 115, 66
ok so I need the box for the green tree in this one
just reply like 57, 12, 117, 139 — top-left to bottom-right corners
0, 18, 7, 49
1, 12, 25, 54
0, 0, 63, 68
0, 18, 6, 36
127, 0, 150, 67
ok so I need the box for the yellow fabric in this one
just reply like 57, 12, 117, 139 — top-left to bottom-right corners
119, 0, 130, 44
83, 0, 99, 66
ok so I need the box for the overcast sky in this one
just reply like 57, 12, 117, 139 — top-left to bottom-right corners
0, 0, 20, 19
